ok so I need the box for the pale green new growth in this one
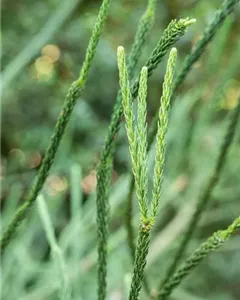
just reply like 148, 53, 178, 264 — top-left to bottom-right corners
118, 48, 177, 223
96, 3, 157, 298
157, 215, 240, 300
148, 0, 240, 156
123, 17, 196, 263
137, 66, 149, 222
118, 46, 177, 300
151, 0, 240, 293
37, 195, 71, 300
151, 48, 177, 222
118, 47, 148, 220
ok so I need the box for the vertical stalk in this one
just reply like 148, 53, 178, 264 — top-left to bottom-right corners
129, 225, 151, 300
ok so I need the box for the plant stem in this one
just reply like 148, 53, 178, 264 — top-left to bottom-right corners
159, 99, 240, 288
150, 48, 177, 221
148, 0, 240, 150
123, 16, 195, 266
132, 0, 239, 291
118, 47, 177, 300
96, 3, 157, 298
157, 215, 240, 300
129, 225, 151, 300
126, 178, 136, 262
173, 0, 240, 92
0, 0, 112, 255
96, 161, 112, 300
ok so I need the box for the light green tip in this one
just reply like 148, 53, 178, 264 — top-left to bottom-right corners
184, 18, 197, 26
117, 46, 124, 54
168, 47, 177, 65
179, 17, 196, 27
170, 47, 177, 55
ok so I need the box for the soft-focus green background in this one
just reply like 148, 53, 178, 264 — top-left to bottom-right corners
1, 1, 240, 299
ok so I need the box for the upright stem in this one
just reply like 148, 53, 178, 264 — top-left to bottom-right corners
96, 4, 157, 296
129, 225, 151, 300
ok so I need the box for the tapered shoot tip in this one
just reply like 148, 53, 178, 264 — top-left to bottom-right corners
170, 47, 177, 55
117, 46, 124, 55
141, 66, 148, 73
231, 215, 240, 230
179, 17, 196, 28
168, 48, 177, 65
185, 18, 196, 26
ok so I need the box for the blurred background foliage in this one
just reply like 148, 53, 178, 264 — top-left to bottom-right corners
1, 0, 240, 299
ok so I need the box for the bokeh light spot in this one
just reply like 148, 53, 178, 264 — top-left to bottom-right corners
41, 44, 61, 63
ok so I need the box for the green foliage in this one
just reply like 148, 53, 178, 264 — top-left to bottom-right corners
129, 227, 151, 300
96, 1, 156, 297
174, 0, 240, 91
1, 0, 112, 255
124, 17, 196, 259
159, 100, 240, 288
127, 0, 157, 78
2, 1, 240, 300
151, 48, 177, 222
148, 0, 240, 148
137, 67, 149, 220
143, 18, 195, 78
157, 215, 240, 300
124, 0, 240, 273
118, 48, 149, 221
118, 46, 177, 299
